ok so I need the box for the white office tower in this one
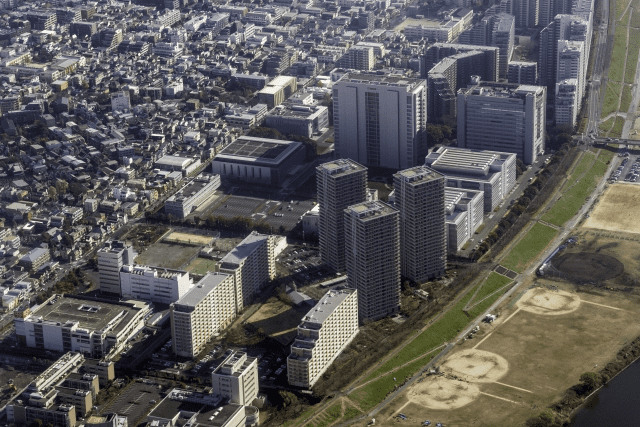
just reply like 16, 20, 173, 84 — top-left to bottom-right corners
287, 287, 359, 388
211, 351, 259, 406
119, 265, 192, 305
393, 166, 446, 282
555, 40, 585, 127
219, 232, 275, 311
345, 201, 401, 322
317, 160, 367, 273
333, 73, 428, 169
171, 273, 237, 358
457, 82, 546, 165
98, 241, 133, 295
555, 79, 579, 127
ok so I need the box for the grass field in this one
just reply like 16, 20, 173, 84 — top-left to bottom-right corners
500, 223, 557, 272
609, 116, 626, 137
601, 82, 622, 117
185, 257, 218, 275
624, 35, 640, 84
609, 25, 628, 83
135, 242, 201, 269
542, 156, 609, 226
620, 84, 633, 111
307, 402, 341, 427
599, 116, 617, 133
617, 0, 630, 19
631, 7, 640, 27
466, 272, 513, 310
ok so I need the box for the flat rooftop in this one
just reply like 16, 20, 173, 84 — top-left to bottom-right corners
219, 232, 268, 267
429, 148, 499, 176
28, 296, 143, 333
215, 136, 302, 165
173, 273, 231, 309
394, 166, 443, 184
300, 287, 355, 327
339, 72, 424, 90
317, 159, 366, 177
346, 200, 397, 220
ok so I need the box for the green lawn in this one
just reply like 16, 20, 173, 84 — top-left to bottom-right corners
342, 406, 362, 421
500, 223, 558, 272
542, 159, 608, 226
617, 0, 630, 20
467, 272, 513, 309
602, 82, 622, 117
599, 116, 617, 133
309, 402, 342, 427
609, 116, 626, 137
620, 85, 633, 111
631, 7, 640, 27
608, 25, 628, 83
624, 35, 640, 84
598, 149, 616, 164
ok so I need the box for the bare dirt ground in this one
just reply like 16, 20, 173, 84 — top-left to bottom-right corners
584, 184, 640, 233
134, 242, 200, 269
246, 297, 308, 345
164, 232, 214, 245
376, 284, 640, 427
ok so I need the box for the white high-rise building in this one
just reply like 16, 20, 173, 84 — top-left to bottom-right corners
345, 201, 400, 322
219, 232, 275, 311
333, 73, 428, 169
555, 40, 585, 127
211, 351, 259, 406
317, 159, 367, 273
171, 273, 237, 358
555, 79, 579, 127
97, 241, 134, 295
287, 287, 359, 389
457, 82, 546, 164
393, 166, 446, 282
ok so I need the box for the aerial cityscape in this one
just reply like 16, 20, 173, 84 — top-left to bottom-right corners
0, 0, 639, 424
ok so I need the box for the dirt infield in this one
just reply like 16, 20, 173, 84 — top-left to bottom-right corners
407, 376, 480, 410
517, 288, 581, 315
584, 184, 640, 233
164, 232, 214, 245
440, 349, 509, 383
552, 252, 625, 281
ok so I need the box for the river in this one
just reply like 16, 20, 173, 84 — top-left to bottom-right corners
571, 358, 640, 426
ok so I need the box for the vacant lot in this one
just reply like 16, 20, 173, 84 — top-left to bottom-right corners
584, 184, 640, 233
185, 257, 218, 276
377, 285, 640, 426
500, 223, 557, 272
246, 297, 308, 345
135, 242, 200, 269
165, 231, 214, 245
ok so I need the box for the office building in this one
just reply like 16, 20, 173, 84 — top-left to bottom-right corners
164, 173, 221, 219
345, 201, 400, 322
335, 45, 375, 71
288, 287, 359, 388
460, 13, 514, 79
422, 43, 499, 81
393, 166, 446, 282
508, 61, 538, 84
98, 241, 134, 295
147, 388, 258, 427
425, 147, 517, 212
316, 160, 367, 273
256, 75, 297, 107
445, 188, 484, 251
211, 351, 259, 405
171, 273, 237, 358
333, 73, 427, 169
120, 265, 193, 305
211, 136, 306, 187
457, 82, 546, 164
264, 103, 329, 139
219, 232, 275, 311
15, 295, 149, 359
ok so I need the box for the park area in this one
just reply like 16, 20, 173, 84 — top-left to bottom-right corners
500, 223, 557, 273
375, 284, 640, 426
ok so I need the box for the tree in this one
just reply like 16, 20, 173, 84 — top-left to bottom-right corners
580, 372, 600, 392
48, 186, 57, 201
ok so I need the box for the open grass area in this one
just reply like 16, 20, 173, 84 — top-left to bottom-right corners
632, 7, 640, 27
624, 35, 640, 84
185, 257, 218, 275
571, 151, 596, 179
308, 402, 342, 427
542, 158, 609, 226
609, 25, 628, 83
620, 84, 633, 111
500, 223, 558, 272
609, 116, 626, 137
342, 405, 362, 421
617, 0, 631, 20
598, 148, 616, 164
599, 116, 617, 133
602, 82, 622, 117
467, 272, 513, 309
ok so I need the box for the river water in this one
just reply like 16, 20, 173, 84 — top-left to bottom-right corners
571, 358, 640, 426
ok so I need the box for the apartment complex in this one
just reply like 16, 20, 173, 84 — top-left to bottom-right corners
335, 45, 375, 71
219, 232, 275, 311
119, 265, 192, 305
457, 82, 546, 164
171, 273, 237, 358
211, 351, 259, 405
316, 159, 367, 272
98, 240, 134, 295
507, 61, 538, 85
345, 201, 400, 322
393, 166, 446, 282
332, 73, 428, 169
288, 287, 359, 388
15, 295, 149, 359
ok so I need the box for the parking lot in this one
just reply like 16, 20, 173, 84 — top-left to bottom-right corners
101, 382, 162, 424
211, 195, 264, 220
609, 152, 640, 183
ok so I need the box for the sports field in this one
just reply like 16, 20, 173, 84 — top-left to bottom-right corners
164, 231, 214, 245
377, 286, 640, 426
185, 257, 218, 276
583, 184, 640, 233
